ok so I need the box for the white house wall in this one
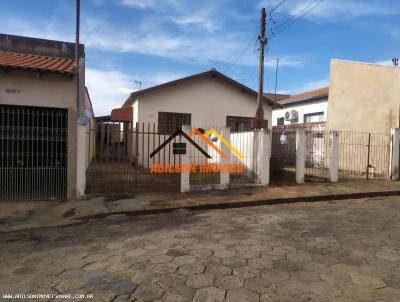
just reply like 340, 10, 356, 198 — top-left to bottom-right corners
272, 99, 328, 126
135, 77, 272, 128
129, 76, 272, 168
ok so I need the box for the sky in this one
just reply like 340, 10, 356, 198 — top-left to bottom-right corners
1, 0, 399, 116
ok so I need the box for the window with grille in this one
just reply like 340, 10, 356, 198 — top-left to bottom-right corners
158, 112, 191, 134
304, 112, 324, 123
226, 116, 253, 132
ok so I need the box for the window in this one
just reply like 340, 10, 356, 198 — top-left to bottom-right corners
226, 116, 253, 132
277, 117, 285, 125
303, 112, 324, 123
158, 112, 191, 134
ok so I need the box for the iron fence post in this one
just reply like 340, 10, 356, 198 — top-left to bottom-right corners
366, 133, 371, 179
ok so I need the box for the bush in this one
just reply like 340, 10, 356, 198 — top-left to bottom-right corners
270, 156, 285, 177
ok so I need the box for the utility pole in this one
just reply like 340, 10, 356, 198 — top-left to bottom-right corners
255, 7, 267, 129
75, 0, 81, 113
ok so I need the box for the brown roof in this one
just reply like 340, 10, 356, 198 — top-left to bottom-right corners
264, 92, 291, 102
0, 51, 75, 74
122, 69, 275, 107
279, 86, 329, 104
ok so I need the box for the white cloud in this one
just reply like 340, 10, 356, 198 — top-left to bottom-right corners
261, 0, 399, 20
374, 60, 392, 66
80, 19, 254, 65
282, 78, 329, 95
119, 0, 155, 9
266, 57, 305, 69
86, 68, 134, 116
0, 9, 302, 69
170, 12, 219, 32
300, 78, 329, 90
86, 68, 186, 116
150, 72, 186, 85
0, 15, 73, 42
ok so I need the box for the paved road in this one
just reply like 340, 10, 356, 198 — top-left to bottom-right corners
1, 197, 400, 302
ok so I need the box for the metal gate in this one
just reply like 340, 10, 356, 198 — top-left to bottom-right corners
305, 130, 330, 182
86, 121, 180, 194
270, 128, 296, 184
338, 131, 391, 180
0, 105, 68, 200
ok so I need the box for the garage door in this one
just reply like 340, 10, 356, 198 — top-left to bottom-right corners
0, 105, 68, 200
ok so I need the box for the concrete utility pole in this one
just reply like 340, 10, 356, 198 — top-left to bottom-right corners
255, 7, 267, 129
75, 0, 80, 113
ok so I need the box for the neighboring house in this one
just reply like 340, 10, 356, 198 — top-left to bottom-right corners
121, 69, 274, 132
327, 59, 400, 133
272, 87, 329, 126
0, 34, 94, 201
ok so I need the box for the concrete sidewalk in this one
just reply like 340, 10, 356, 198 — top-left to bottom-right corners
1, 180, 400, 232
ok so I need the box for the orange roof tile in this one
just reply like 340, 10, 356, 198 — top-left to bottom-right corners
280, 86, 329, 104
0, 51, 75, 74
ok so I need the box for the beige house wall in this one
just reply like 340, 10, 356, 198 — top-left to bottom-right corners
327, 59, 400, 133
123, 76, 272, 168
130, 76, 272, 127
0, 69, 79, 200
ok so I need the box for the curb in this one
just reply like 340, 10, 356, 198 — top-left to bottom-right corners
79, 190, 400, 221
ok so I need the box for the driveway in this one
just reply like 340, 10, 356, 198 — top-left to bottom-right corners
1, 197, 400, 301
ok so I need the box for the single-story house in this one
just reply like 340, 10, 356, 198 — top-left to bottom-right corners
0, 34, 94, 200
272, 87, 329, 126
121, 69, 275, 132
108, 69, 275, 169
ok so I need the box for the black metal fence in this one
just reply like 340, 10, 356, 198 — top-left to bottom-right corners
271, 128, 297, 184
229, 129, 258, 185
189, 125, 221, 186
86, 121, 181, 194
189, 126, 259, 186
271, 124, 392, 184
0, 105, 68, 200
305, 130, 330, 182
338, 131, 391, 180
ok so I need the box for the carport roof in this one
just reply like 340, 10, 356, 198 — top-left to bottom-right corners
0, 51, 75, 74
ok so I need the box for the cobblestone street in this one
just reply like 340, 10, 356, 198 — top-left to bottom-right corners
1, 196, 400, 302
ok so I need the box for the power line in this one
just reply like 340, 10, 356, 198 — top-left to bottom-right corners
268, 0, 327, 41
274, 1, 315, 31
270, 0, 287, 13
223, 27, 259, 73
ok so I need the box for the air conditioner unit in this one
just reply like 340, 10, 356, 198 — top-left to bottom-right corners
284, 110, 299, 121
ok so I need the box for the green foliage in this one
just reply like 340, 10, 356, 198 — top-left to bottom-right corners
270, 156, 285, 177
